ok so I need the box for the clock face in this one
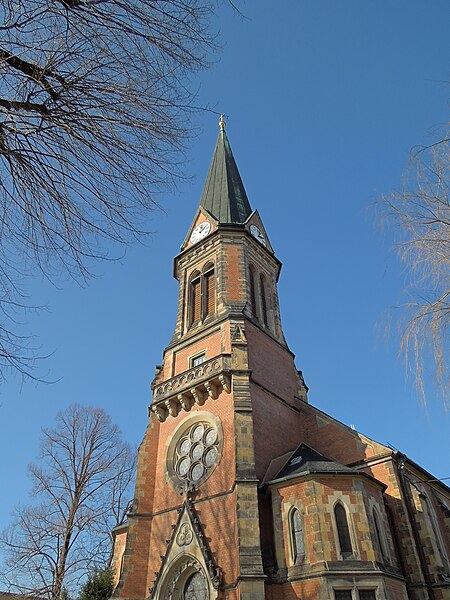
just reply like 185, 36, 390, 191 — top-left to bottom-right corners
249, 224, 267, 247
189, 221, 211, 245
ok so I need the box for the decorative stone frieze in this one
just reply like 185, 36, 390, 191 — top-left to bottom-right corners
151, 354, 231, 422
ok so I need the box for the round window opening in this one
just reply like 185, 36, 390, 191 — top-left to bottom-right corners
174, 422, 220, 486
183, 571, 209, 600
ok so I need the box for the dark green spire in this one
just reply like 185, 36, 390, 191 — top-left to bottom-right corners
199, 119, 252, 224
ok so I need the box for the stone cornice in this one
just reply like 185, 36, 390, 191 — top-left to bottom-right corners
166, 312, 293, 356
150, 354, 231, 422
268, 469, 387, 491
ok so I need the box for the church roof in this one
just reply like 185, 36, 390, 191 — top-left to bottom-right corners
267, 443, 358, 485
199, 122, 252, 224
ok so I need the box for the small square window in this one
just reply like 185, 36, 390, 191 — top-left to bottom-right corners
191, 354, 206, 368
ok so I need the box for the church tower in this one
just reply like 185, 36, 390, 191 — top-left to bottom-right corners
112, 120, 450, 600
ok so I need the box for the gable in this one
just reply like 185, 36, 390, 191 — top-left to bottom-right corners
149, 498, 220, 599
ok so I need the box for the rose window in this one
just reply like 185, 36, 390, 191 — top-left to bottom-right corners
174, 422, 219, 485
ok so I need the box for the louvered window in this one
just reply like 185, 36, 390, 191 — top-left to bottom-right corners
188, 265, 216, 329
204, 266, 215, 317
249, 266, 257, 318
335, 503, 353, 558
290, 508, 305, 564
190, 274, 201, 324
260, 274, 269, 327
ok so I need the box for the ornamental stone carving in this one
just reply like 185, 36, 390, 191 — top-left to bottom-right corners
173, 421, 220, 487
151, 355, 231, 422
176, 523, 193, 547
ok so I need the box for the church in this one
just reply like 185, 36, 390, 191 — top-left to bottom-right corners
111, 118, 450, 600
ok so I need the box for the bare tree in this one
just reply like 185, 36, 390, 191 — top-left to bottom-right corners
0, 404, 136, 599
0, 0, 216, 378
382, 132, 449, 408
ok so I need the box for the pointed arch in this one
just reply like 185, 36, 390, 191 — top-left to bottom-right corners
420, 492, 450, 570
289, 507, 305, 564
203, 262, 215, 318
334, 502, 353, 558
189, 270, 202, 326
249, 264, 257, 318
156, 555, 211, 600
183, 570, 209, 599
372, 507, 387, 561
260, 273, 269, 327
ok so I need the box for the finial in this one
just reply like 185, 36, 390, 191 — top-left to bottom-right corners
219, 114, 226, 130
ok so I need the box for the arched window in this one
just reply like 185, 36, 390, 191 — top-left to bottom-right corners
334, 503, 353, 558
260, 274, 269, 327
183, 571, 208, 600
189, 271, 202, 325
290, 507, 305, 564
372, 508, 386, 561
203, 264, 215, 318
249, 265, 257, 318
421, 493, 450, 569
188, 264, 216, 328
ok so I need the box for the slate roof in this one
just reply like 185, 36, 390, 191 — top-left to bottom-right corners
199, 126, 252, 224
268, 443, 357, 484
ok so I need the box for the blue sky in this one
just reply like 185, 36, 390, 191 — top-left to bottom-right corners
1, 1, 449, 532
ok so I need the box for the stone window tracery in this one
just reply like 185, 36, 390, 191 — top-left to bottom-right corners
174, 421, 220, 486
183, 571, 209, 600
289, 507, 305, 564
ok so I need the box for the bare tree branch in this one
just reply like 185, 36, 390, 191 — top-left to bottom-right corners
0, 0, 217, 379
382, 132, 450, 408
0, 405, 137, 599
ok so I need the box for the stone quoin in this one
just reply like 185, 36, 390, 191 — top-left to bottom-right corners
111, 118, 450, 600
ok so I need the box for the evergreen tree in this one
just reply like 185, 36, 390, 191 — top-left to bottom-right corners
79, 569, 114, 600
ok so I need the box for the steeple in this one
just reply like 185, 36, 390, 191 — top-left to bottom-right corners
199, 116, 252, 224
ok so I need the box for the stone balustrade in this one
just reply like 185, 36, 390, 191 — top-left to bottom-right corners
150, 355, 232, 422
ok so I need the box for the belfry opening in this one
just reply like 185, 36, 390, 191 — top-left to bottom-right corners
111, 120, 450, 600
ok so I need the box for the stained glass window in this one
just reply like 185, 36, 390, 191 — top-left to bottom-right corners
183, 572, 208, 600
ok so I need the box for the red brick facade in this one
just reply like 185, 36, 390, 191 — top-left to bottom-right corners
112, 128, 450, 600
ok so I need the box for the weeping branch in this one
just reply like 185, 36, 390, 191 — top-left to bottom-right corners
382, 133, 450, 408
